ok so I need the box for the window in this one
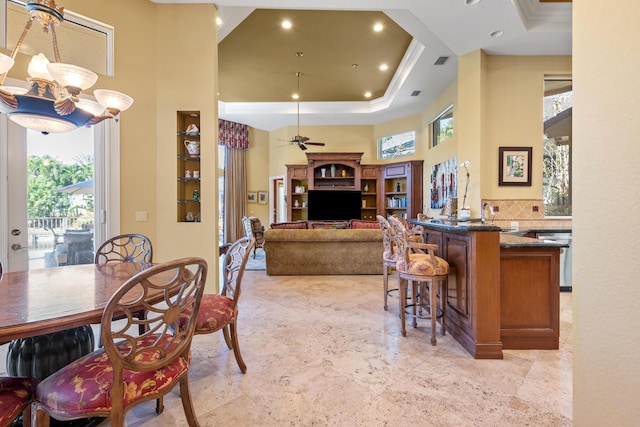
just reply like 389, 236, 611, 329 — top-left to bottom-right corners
377, 131, 416, 160
543, 79, 572, 216
431, 105, 453, 147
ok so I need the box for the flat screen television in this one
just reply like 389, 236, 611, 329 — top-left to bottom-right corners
307, 190, 362, 221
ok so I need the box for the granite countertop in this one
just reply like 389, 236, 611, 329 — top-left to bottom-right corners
410, 218, 569, 248
499, 233, 569, 248
410, 218, 500, 232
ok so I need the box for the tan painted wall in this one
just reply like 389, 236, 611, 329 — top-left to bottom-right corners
573, 0, 640, 423
154, 4, 218, 277
484, 55, 572, 201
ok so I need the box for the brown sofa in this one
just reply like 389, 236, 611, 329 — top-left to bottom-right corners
263, 227, 383, 275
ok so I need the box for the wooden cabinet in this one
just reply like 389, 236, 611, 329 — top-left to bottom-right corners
360, 165, 379, 221
176, 111, 201, 222
285, 154, 423, 222
383, 160, 423, 220
286, 164, 308, 221
306, 152, 362, 191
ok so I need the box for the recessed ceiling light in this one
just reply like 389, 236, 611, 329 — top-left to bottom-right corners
465, 0, 481, 5
216, 17, 222, 26
282, 20, 292, 29
352, 64, 359, 68
364, 92, 372, 98
490, 30, 504, 38
379, 64, 388, 71
292, 93, 299, 100
373, 23, 383, 32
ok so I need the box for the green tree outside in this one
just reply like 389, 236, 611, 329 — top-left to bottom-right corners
28, 155, 93, 219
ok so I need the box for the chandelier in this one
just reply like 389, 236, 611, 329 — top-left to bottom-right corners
0, 0, 133, 134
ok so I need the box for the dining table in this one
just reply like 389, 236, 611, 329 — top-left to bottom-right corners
0, 262, 155, 380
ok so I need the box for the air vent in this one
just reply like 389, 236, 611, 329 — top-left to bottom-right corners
434, 56, 449, 65
411, 90, 421, 97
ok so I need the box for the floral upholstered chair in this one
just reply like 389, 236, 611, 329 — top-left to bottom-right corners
0, 376, 37, 427
32, 257, 208, 427
193, 236, 255, 373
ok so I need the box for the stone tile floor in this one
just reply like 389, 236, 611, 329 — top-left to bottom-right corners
6, 270, 573, 426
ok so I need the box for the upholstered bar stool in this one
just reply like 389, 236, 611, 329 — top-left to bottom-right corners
388, 216, 449, 345
377, 215, 397, 311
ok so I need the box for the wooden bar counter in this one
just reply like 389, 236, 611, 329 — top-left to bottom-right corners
410, 219, 564, 359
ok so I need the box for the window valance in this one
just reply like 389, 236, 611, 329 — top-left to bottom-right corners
219, 119, 249, 150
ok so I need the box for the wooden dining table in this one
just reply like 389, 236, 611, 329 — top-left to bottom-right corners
0, 262, 153, 343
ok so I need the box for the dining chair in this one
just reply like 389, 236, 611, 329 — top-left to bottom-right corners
0, 376, 38, 427
94, 233, 153, 264
193, 236, 255, 373
242, 216, 264, 258
388, 216, 449, 345
94, 233, 153, 343
32, 257, 208, 427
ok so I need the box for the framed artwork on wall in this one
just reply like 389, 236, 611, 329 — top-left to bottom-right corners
430, 156, 458, 209
258, 191, 267, 204
499, 147, 532, 186
247, 192, 257, 203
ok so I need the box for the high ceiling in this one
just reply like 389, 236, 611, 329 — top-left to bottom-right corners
153, 0, 572, 131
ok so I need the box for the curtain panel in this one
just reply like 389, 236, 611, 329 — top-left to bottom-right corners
219, 119, 249, 150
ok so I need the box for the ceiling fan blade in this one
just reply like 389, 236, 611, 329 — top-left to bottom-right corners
298, 143, 308, 150
304, 142, 325, 146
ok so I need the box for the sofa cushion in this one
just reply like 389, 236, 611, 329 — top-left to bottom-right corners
309, 221, 349, 229
270, 221, 308, 229
350, 219, 380, 229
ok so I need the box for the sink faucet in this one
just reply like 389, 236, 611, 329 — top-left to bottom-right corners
481, 201, 495, 225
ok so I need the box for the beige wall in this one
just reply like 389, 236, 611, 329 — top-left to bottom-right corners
573, 0, 640, 423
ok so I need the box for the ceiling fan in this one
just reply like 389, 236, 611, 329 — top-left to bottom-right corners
282, 72, 325, 151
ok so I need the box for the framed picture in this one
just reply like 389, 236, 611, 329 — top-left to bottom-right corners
499, 147, 532, 186
247, 192, 257, 203
258, 191, 268, 204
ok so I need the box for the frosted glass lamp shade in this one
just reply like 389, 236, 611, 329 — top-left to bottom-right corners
94, 89, 134, 113
47, 63, 98, 90
27, 54, 54, 81
76, 98, 105, 116
0, 53, 14, 74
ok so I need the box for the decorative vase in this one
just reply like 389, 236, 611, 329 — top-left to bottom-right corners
330, 164, 336, 177
459, 207, 471, 221
341, 169, 347, 177
363, 183, 369, 192
321, 168, 326, 177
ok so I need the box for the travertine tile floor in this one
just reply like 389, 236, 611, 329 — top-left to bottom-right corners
0, 270, 571, 426
116, 271, 572, 426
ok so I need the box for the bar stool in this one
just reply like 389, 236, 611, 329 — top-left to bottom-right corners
388, 216, 449, 345
377, 215, 397, 311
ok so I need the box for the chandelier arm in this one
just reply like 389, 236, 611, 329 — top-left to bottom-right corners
0, 18, 35, 85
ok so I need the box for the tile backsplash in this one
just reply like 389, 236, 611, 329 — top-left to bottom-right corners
482, 199, 572, 230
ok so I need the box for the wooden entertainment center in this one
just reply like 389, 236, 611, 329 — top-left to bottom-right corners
286, 152, 423, 222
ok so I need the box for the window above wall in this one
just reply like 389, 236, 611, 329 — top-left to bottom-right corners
431, 105, 453, 147
377, 131, 416, 160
